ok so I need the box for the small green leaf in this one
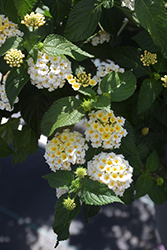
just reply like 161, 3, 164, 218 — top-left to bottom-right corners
78, 86, 96, 98
135, 174, 154, 199
137, 79, 162, 114
0, 136, 14, 158
80, 178, 123, 206
0, 36, 23, 57
43, 34, 93, 61
132, 30, 160, 52
5, 64, 30, 108
120, 185, 135, 205
82, 203, 100, 223
148, 182, 167, 205
14, 0, 37, 18
64, 0, 101, 42
53, 194, 81, 242
100, 70, 137, 102
2, 0, 19, 23
91, 95, 111, 112
43, 170, 74, 189
41, 96, 85, 136
146, 151, 159, 172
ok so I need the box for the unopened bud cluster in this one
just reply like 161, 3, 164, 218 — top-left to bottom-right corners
161, 75, 167, 88
21, 12, 45, 30
4, 49, 25, 68
67, 72, 97, 91
140, 50, 157, 67
63, 197, 76, 211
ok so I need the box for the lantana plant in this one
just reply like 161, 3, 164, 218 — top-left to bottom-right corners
0, 0, 167, 247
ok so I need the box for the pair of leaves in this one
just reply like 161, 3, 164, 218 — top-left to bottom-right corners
100, 70, 137, 102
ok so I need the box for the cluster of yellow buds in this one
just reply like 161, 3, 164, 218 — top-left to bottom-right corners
67, 72, 97, 90
4, 49, 25, 67
21, 12, 45, 30
161, 75, 167, 88
140, 50, 157, 67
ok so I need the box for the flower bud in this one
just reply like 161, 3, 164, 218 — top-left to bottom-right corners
156, 177, 164, 186
75, 167, 87, 179
141, 127, 149, 135
63, 197, 76, 211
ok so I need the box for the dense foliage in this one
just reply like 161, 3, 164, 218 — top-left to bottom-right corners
0, 0, 167, 247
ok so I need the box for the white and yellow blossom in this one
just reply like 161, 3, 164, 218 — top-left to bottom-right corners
83, 109, 127, 149
44, 129, 88, 172
21, 12, 45, 30
0, 81, 19, 111
0, 15, 24, 47
27, 52, 72, 91
67, 72, 97, 91
87, 152, 133, 196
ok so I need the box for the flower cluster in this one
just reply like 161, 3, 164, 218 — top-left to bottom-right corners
87, 152, 133, 196
67, 72, 97, 91
161, 75, 167, 88
83, 109, 127, 149
0, 82, 19, 111
4, 49, 25, 67
44, 129, 88, 172
27, 52, 72, 91
0, 15, 24, 47
140, 50, 157, 66
121, 0, 135, 11
56, 188, 69, 199
93, 61, 125, 95
90, 30, 110, 46
21, 12, 45, 30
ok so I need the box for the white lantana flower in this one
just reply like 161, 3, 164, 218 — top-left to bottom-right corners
87, 152, 133, 196
27, 52, 72, 91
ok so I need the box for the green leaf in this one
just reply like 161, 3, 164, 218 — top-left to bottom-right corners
82, 203, 100, 223
120, 185, 134, 205
100, 70, 137, 102
43, 170, 74, 189
2, 0, 19, 23
135, 0, 167, 52
64, 0, 101, 42
148, 182, 167, 205
43, 34, 93, 61
41, 96, 85, 136
0, 136, 14, 158
128, 155, 142, 176
120, 121, 138, 156
0, 118, 20, 145
0, 36, 23, 57
19, 84, 53, 136
78, 86, 96, 98
132, 30, 160, 52
111, 46, 148, 78
80, 178, 123, 206
146, 151, 159, 172
135, 174, 154, 199
53, 194, 80, 242
5, 64, 30, 108
91, 95, 111, 112
12, 124, 38, 165
14, 0, 38, 18
137, 79, 162, 114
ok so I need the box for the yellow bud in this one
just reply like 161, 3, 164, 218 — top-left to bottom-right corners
141, 127, 149, 135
